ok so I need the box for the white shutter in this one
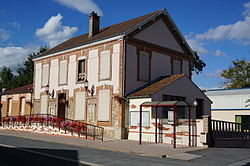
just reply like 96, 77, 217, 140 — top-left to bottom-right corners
75, 92, 86, 120
130, 111, 139, 126
20, 98, 26, 116
42, 65, 49, 86
59, 61, 67, 85
173, 60, 181, 74
142, 111, 150, 127
98, 89, 110, 121
40, 95, 48, 114
8, 99, 13, 116
100, 51, 110, 80
139, 51, 150, 81
130, 111, 149, 127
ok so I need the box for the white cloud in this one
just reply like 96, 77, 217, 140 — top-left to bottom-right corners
206, 70, 222, 77
212, 50, 226, 57
53, 0, 103, 16
36, 13, 78, 47
195, 2, 250, 44
0, 28, 10, 42
243, 2, 250, 16
186, 38, 209, 55
0, 47, 30, 68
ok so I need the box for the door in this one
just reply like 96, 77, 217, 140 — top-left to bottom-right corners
58, 93, 66, 119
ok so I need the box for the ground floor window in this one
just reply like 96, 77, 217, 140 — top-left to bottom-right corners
130, 111, 150, 127
235, 115, 250, 124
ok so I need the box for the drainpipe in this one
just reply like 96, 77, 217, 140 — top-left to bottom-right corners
122, 36, 127, 98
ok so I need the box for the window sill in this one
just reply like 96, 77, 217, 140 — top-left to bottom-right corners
58, 83, 67, 86
99, 78, 111, 81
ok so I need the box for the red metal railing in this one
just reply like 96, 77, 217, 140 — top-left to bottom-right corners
1, 114, 104, 141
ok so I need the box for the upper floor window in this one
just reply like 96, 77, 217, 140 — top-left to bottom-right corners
100, 51, 110, 80
138, 51, 150, 81
59, 60, 67, 85
42, 64, 49, 87
78, 59, 86, 82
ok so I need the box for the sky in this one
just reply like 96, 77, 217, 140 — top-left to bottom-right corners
0, 0, 250, 89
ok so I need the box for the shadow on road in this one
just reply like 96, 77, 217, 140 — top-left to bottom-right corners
0, 146, 88, 166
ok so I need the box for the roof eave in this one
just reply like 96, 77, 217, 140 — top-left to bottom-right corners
33, 34, 125, 61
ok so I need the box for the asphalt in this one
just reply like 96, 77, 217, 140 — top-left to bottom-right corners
0, 130, 250, 166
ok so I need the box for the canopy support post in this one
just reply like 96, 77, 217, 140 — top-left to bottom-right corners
139, 105, 142, 145
155, 107, 158, 143
173, 106, 176, 149
189, 105, 191, 147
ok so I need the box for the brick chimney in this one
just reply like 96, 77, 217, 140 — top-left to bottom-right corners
89, 11, 100, 37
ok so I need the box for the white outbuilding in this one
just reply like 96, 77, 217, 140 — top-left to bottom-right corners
205, 88, 250, 124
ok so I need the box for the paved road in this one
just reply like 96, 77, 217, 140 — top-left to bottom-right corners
0, 134, 250, 166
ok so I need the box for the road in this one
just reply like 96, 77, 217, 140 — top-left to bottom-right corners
0, 134, 250, 166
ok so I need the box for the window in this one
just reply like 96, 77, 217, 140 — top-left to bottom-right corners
130, 111, 150, 127
7, 98, 12, 116
42, 64, 49, 87
173, 60, 181, 74
138, 51, 150, 81
20, 97, 26, 116
235, 115, 250, 124
78, 59, 86, 82
152, 95, 186, 119
100, 51, 110, 80
75, 92, 86, 120
41, 95, 48, 114
98, 89, 110, 121
196, 99, 204, 119
59, 61, 67, 85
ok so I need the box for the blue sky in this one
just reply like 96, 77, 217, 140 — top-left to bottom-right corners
0, 0, 250, 89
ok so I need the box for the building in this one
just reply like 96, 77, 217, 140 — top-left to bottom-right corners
33, 9, 211, 145
0, 84, 33, 117
205, 88, 250, 124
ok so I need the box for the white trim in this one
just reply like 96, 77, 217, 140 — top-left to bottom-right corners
78, 56, 86, 60
34, 35, 124, 61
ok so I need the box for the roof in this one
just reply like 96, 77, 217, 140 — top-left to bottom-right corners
141, 101, 189, 107
35, 9, 194, 60
36, 10, 161, 59
0, 84, 33, 95
128, 74, 185, 97
205, 87, 250, 96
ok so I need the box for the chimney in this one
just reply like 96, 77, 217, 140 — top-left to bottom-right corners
89, 11, 100, 37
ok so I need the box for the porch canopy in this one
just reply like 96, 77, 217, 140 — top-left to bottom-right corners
139, 100, 191, 148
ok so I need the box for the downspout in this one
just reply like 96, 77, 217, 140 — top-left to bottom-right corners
122, 36, 127, 98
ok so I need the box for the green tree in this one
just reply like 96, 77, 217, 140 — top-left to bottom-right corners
0, 66, 17, 90
191, 51, 206, 74
16, 46, 49, 87
221, 59, 250, 88
246, 99, 250, 107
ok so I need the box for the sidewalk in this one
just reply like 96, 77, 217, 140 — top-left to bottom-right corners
0, 130, 204, 160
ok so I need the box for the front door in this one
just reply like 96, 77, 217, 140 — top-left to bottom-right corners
58, 93, 66, 119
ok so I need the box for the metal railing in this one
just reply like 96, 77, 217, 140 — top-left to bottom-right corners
1, 114, 104, 141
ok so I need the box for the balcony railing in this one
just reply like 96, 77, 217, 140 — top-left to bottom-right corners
1, 114, 104, 141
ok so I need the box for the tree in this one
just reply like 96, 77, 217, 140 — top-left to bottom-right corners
16, 46, 49, 87
221, 59, 250, 89
0, 66, 17, 90
191, 51, 206, 74
246, 99, 250, 107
